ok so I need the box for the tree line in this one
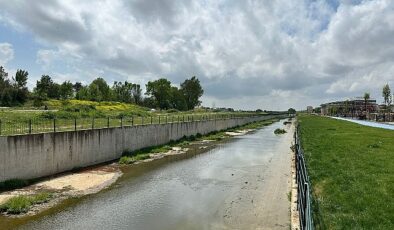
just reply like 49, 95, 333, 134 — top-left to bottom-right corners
0, 66, 204, 111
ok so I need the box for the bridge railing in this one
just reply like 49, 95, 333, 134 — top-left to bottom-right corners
295, 124, 314, 230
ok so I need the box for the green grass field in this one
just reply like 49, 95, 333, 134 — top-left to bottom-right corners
298, 115, 394, 229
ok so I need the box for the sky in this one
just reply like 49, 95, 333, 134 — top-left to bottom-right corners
0, 0, 393, 111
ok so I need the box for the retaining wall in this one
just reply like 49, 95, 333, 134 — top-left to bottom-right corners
0, 115, 284, 182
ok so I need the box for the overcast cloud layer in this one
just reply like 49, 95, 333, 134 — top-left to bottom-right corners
0, 0, 394, 110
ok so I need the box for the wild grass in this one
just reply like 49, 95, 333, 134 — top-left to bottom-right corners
0, 192, 52, 214
298, 115, 394, 229
274, 128, 287, 134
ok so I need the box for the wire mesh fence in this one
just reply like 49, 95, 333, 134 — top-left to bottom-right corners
0, 113, 262, 136
295, 125, 314, 230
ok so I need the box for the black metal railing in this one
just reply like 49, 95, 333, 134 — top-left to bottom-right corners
0, 113, 269, 137
295, 125, 314, 230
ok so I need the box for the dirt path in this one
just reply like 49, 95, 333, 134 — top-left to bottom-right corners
221, 122, 294, 229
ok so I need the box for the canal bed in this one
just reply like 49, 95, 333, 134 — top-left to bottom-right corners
8, 120, 292, 230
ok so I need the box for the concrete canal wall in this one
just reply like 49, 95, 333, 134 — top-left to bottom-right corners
0, 115, 284, 182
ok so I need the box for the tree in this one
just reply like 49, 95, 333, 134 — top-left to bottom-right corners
169, 86, 187, 111
0, 66, 13, 106
14, 69, 28, 89
34, 75, 60, 99
113, 81, 133, 103
131, 84, 142, 105
88, 78, 111, 101
13, 69, 29, 104
73, 82, 83, 94
59, 81, 74, 99
180, 76, 204, 110
382, 84, 391, 107
145, 78, 172, 109
363, 92, 370, 114
288, 108, 296, 114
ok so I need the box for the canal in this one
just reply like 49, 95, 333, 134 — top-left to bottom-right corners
13, 120, 292, 230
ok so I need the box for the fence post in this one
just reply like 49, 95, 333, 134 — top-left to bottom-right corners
29, 119, 32, 134
304, 182, 308, 228
159, 116, 161, 124
74, 118, 77, 131
107, 117, 110, 128
120, 117, 123, 127
92, 118, 95, 129
142, 116, 144, 125
151, 116, 153, 124
183, 115, 185, 122
53, 119, 56, 133
166, 116, 168, 124
131, 116, 134, 126
0, 119, 2, 136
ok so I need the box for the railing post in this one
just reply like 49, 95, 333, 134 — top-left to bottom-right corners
120, 117, 123, 127
53, 119, 56, 133
159, 116, 161, 124
74, 118, 77, 131
92, 118, 95, 129
166, 116, 168, 124
151, 116, 153, 124
142, 116, 144, 125
131, 116, 134, 126
29, 119, 32, 134
0, 119, 2, 136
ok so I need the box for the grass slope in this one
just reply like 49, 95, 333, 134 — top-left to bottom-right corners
298, 115, 394, 229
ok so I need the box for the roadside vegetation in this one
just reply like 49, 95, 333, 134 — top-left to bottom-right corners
298, 115, 394, 229
0, 192, 52, 214
119, 118, 280, 164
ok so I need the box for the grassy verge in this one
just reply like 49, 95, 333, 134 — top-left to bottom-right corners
119, 118, 281, 164
298, 115, 394, 229
0, 192, 52, 214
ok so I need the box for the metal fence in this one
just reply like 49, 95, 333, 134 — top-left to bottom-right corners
0, 113, 264, 136
295, 125, 314, 230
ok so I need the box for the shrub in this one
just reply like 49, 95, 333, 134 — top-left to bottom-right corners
0, 192, 52, 214
274, 128, 287, 135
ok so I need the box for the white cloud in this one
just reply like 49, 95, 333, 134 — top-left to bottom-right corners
0, 0, 394, 109
0, 42, 14, 66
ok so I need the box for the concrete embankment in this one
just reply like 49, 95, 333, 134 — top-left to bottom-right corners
0, 115, 285, 182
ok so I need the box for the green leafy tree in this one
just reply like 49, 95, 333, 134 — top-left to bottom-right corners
88, 78, 112, 101
169, 86, 187, 111
73, 82, 83, 94
382, 84, 391, 107
145, 78, 172, 109
34, 75, 60, 99
13, 69, 29, 104
180, 76, 204, 110
363, 92, 370, 113
59, 81, 74, 99
14, 69, 28, 89
113, 81, 134, 103
132, 84, 142, 105
288, 108, 296, 114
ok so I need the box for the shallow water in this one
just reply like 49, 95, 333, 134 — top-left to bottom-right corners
4, 120, 291, 230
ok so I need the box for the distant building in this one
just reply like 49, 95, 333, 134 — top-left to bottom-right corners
320, 97, 378, 119
307, 106, 313, 113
